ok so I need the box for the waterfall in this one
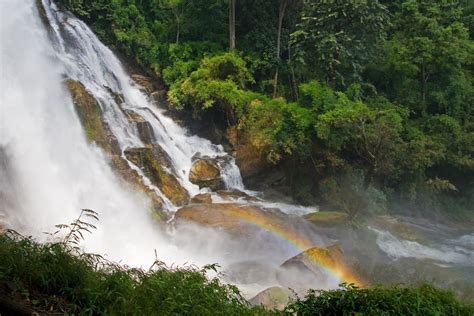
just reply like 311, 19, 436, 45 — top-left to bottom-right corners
42, 0, 245, 201
0, 0, 196, 267
0, 0, 297, 276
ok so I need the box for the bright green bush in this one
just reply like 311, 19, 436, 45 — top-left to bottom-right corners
285, 283, 474, 316
0, 231, 269, 315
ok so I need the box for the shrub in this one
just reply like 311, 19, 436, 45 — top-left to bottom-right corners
0, 231, 269, 315
285, 283, 474, 316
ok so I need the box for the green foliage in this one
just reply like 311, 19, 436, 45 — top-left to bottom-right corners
168, 53, 254, 122
0, 230, 269, 315
244, 98, 313, 162
370, 0, 474, 119
292, 0, 389, 87
285, 283, 474, 316
53, 0, 474, 215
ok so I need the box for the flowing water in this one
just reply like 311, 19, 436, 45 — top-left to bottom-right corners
1, 0, 473, 300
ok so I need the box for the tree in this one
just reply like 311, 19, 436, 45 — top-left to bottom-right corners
229, 0, 236, 50
292, 0, 389, 88
316, 101, 404, 189
272, 0, 302, 97
159, 0, 185, 44
374, 0, 473, 118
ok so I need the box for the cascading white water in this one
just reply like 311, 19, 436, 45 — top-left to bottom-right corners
369, 227, 474, 267
42, 0, 245, 202
0, 0, 190, 266
0, 0, 315, 290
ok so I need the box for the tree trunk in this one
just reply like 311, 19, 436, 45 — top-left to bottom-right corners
288, 40, 298, 100
421, 63, 428, 117
273, 0, 287, 97
173, 9, 180, 44
229, 0, 236, 50
363, 166, 375, 190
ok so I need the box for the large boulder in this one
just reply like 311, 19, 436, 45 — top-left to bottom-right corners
175, 203, 286, 233
279, 245, 362, 288
226, 127, 268, 179
189, 159, 224, 190
249, 287, 292, 311
125, 146, 189, 206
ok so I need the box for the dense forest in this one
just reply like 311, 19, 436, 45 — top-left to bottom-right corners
55, 0, 474, 219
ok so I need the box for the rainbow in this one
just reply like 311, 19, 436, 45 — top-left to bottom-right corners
220, 205, 364, 286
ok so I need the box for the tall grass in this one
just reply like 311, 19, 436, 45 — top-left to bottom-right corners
0, 229, 270, 315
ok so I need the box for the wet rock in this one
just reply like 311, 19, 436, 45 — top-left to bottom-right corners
110, 155, 167, 221
279, 245, 362, 288
249, 287, 292, 311
65, 80, 169, 220
190, 193, 212, 204
226, 127, 268, 179
35, 0, 49, 27
123, 110, 156, 145
304, 211, 349, 227
215, 190, 260, 202
125, 146, 189, 206
373, 215, 421, 241
189, 159, 224, 191
175, 203, 289, 237
151, 90, 167, 105
131, 74, 156, 94
65, 79, 121, 154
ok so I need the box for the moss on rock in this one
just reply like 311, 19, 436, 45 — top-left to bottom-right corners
304, 211, 349, 226
125, 146, 189, 206
65, 79, 120, 154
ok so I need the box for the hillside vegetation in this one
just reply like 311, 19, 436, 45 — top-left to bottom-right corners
54, 0, 474, 219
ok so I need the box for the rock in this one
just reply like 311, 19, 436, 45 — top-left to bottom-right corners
226, 127, 268, 179
123, 110, 156, 145
191, 193, 212, 204
189, 159, 224, 190
304, 211, 349, 226
110, 155, 167, 221
215, 190, 259, 202
249, 287, 292, 311
279, 245, 362, 287
175, 203, 290, 237
65, 80, 169, 219
151, 90, 167, 105
131, 74, 156, 94
35, 0, 49, 27
65, 79, 120, 154
125, 146, 189, 206
373, 215, 421, 241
